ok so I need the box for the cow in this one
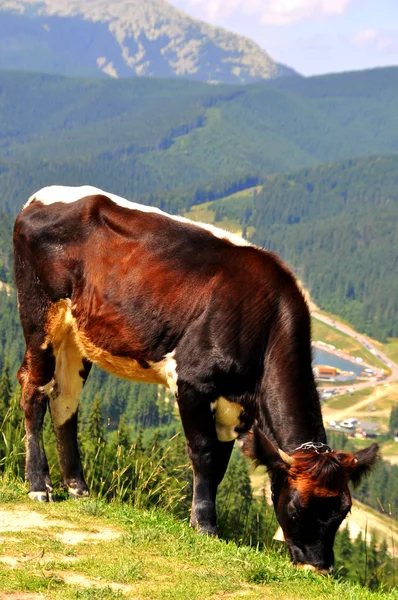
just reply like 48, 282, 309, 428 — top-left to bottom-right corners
13, 185, 378, 572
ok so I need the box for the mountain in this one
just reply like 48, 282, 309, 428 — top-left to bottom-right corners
1, 67, 398, 212
0, 0, 295, 83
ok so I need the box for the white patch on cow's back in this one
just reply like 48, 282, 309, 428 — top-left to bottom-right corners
26, 185, 250, 248
211, 397, 243, 442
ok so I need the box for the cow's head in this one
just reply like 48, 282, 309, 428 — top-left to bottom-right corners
242, 426, 378, 572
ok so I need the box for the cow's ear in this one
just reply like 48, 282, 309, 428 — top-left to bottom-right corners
350, 443, 379, 487
241, 426, 287, 473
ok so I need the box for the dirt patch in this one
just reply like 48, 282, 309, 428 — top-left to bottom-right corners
211, 590, 279, 599
55, 528, 120, 545
211, 592, 254, 598
0, 508, 121, 545
0, 536, 20, 543
58, 571, 140, 595
0, 595, 45, 600
0, 554, 78, 567
0, 556, 20, 567
384, 455, 398, 465
0, 509, 72, 533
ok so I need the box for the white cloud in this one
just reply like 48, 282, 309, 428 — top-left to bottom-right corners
352, 29, 378, 45
352, 29, 398, 52
186, 0, 353, 24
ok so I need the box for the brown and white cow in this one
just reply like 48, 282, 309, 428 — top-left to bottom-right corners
13, 185, 378, 571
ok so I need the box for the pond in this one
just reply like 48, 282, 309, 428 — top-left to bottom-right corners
312, 347, 368, 376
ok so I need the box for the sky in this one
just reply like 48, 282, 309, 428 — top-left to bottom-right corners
168, 0, 398, 76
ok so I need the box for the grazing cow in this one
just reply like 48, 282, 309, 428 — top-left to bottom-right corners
14, 185, 378, 571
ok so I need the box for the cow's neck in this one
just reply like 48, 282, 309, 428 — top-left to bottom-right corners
260, 365, 327, 454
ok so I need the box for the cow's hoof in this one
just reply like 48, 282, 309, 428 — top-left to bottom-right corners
28, 491, 49, 502
68, 487, 89, 500
198, 525, 218, 537
46, 484, 55, 502
191, 522, 218, 536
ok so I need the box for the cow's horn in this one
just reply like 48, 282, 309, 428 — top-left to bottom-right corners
278, 448, 293, 466
273, 526, 285, 542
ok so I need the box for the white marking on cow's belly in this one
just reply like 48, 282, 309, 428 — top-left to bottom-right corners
44, 307, 86, 427
154, 350, 178, 396
26, 185, 250, 247
211, 397, 243, 442
43, 300, 179, 411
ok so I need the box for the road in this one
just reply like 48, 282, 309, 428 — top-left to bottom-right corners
322, 382, 397, 423
312, 310, 398, 386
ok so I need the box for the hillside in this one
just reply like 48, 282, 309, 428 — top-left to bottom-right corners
0, 482, 396, 599
0, 0, 294, 83
2, 67, 398, 212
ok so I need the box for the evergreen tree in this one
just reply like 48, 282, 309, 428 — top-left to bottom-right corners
117, 414, 131, 450
389, 404, 398, 437
334, 525, 352, 578
85, 395, 104, 445
0, 360, 13, 421
351, 532, 367, 585
80, 395, 106, 493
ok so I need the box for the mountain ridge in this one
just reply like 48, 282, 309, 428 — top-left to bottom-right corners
0, 0, 295, 82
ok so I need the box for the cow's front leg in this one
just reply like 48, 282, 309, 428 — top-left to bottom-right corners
177, 382, 234, 535
49, 356, 91, 499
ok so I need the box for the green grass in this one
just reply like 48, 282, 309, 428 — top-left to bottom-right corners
319, 380, 357, 388
312, 318, 387, 370
380, 441, 398, 456
184, 202, 248, 236
324, 388, 373, 411
380, 338, 398, 366
0, 479, 397, 600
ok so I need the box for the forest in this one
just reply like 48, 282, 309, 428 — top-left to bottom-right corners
2, 66, 398, 212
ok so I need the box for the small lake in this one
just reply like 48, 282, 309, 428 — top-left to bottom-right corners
313, 347, 367, 376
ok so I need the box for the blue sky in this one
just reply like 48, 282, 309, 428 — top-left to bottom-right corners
169, 0, 398, 76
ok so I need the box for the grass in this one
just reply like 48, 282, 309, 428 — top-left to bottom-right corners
319, 380, 356, 387
380, 441, 398, 457
379, 338, 398, 366
0, 478, 397, 600
312, 318, 387, 370
185, 206, 245, 236
323, 388, 373, 411
323, 384, 397, 418
184, 196, 256, 237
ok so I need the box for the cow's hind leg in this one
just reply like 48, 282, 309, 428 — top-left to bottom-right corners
49, 331, 91, 499
177, 382, 234, 535
18, 342, 55, 501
